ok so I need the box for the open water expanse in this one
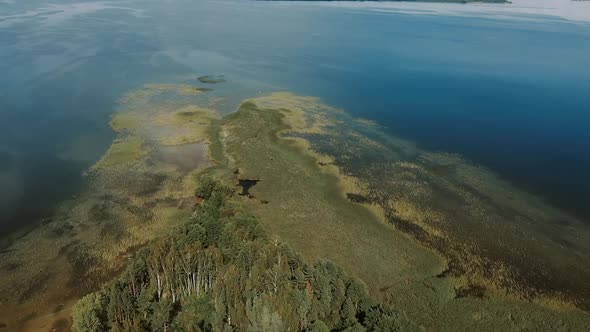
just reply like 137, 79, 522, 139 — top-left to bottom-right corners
1, 0, 589, 237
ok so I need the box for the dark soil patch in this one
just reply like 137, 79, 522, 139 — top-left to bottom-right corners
51, 318, 70, 331
53, 304, 66, 314
2, 262, 19, 272
455, 284, 487, 299
346, 193, 370, 204
53, 304, 66, 313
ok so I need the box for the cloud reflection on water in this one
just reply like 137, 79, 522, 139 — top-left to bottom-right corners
318, 0, 590, 23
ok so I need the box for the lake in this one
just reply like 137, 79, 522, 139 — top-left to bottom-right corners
2, 0, 589, 237
2, 0, 590, 328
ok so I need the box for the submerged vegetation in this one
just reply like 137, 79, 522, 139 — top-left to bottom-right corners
91, 136, 147, 170
155, 106, 215, 146
0, 84, 214, 330
287, 102, 590, 311
197, 75, 226, 84
73, 178, 406, 331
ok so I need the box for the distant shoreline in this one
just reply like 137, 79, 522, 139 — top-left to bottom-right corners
261, 0, 510, 4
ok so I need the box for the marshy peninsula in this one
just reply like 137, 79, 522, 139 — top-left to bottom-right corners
1, 82, 590, 331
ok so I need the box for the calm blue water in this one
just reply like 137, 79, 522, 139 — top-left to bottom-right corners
1, 0, 589, 234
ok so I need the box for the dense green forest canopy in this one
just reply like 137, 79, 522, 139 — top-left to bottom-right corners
72, 177, 408, 331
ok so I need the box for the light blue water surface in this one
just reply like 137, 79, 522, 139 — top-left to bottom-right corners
1, 0, 589, 234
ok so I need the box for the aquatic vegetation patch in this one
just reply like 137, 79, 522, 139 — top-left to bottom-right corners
246, 92, 336, 135
154, 105, 215, 146
109, 112, 140, 132
114, 84, 214, 120
153, 143, 210, 172
354, 117, 379, 127
216, 92, 590, 330
388, 198, 446, 239
119, 83, 212, 102
173, 107, 212, 121
292, 99, 590, 318
91, 135, 147, 170
0, 83, 217, 330
197, 74, 226, 84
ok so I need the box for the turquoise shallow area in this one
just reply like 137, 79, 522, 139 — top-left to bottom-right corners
1, 0, 589, 233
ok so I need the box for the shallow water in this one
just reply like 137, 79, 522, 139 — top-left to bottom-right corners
1, 0, 589, 243
153, 142, 210, 172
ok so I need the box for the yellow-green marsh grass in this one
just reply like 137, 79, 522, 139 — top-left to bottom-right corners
217, 92, 590, 331
109, 112, 141, 132
219, 98, 446, 302
270, 93, 590, 312
0, 84, 214, 330
91, 135, 147, 170
154, 106, 215, 146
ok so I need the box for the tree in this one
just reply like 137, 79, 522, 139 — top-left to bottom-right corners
246, 297, 285, 332
342, 323, 367, 332
107, 280, 137, 329
363, 304, 401, 332
195, 176, 218, 199
307, 320, 330, 332
70, 177, 403, 331
150, 300, 174, 332
72, 292, 108, 332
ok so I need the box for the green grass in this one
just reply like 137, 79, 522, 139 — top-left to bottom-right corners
220, 101, 445, 298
